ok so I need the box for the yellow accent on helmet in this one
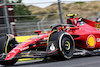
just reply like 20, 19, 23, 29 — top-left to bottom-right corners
67, 14, 78, 17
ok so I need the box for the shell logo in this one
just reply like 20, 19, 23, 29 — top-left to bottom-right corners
87, 35, 96, 48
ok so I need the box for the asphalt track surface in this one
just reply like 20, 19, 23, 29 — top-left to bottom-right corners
1, 55, 100, 67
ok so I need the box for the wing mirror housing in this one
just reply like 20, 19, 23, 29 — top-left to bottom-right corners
34, 30, 41, 35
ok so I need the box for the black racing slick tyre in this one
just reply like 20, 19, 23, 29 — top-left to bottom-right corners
53, 34, 75, 60
0, 35, 18, 65
60, 37, 74, 59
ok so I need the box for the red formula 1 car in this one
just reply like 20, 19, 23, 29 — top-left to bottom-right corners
1, 14, 100, 65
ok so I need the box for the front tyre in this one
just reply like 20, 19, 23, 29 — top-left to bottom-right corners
53, 37, 74, 60
50, 32, 75, 60
61, 37, 74, 59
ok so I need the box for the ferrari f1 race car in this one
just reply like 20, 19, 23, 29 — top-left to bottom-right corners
1, 14, 100, 65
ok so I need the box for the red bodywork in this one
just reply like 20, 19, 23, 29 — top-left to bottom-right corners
5, 17, 100, 60
68, 18, 100, 49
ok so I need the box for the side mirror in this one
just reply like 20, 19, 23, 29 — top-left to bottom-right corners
34, 30, 41, 35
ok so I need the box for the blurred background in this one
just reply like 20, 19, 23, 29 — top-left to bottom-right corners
0, 0, 100, 37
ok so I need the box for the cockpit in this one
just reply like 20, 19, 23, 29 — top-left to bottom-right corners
67, 14, 85, 26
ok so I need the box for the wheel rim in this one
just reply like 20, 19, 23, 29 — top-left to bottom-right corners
65, 41, 70, 50
63, 40, 71, 54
